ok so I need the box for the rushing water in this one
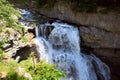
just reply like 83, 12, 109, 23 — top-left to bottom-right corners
21, 9, 111, 80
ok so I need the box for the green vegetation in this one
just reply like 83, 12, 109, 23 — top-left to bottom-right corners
27, 60, 65, 80
0, 52, 4, 60
0, 53, 65, 80
22, 34, 29, 43
0, 0, 25, 33
0, 0, 26, 57
2, 71, 26, 80
19, 54, 66, 80
0, 42, 4, 49
0, 53, 27, 80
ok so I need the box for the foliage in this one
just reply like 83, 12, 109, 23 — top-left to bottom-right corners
19, 56, 66, 80
0, 52, 4, 61
1, 70, 26, 80
0, 58, 26, 80
0, 0, 25, 33
22, 34, 29, 43
0, 50, 65, 80
0, 42, 4, 49
27, 60, 66, 80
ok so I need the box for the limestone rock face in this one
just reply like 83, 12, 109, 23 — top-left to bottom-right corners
79, 26, 120, 48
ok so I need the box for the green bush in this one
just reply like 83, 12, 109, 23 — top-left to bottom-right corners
19, 55, 66, 80
0, 42, 4, 49
0, 0, 25, 33
0, 61, 26, 80
22, 34, 29, 43
0, 52, 65, 80
0, 52, 4, 60
25, 60, 66, 80
2, 71, 27, 80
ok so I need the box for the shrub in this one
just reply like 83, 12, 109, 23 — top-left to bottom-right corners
0, 61, 26, 80
19, 54, 66, 80
22, 34, 29, 43
27, 60, 66, 80
0, 0, 25, 33
2, 71, 27, 80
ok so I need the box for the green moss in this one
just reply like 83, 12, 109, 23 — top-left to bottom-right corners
22, 34, 29, 43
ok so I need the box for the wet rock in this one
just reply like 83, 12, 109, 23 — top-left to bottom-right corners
93, 48, 120, 80
79, 26, 120, 80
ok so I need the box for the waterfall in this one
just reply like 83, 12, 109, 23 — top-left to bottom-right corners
35, 22, 110, 80
20, 9, 110, 80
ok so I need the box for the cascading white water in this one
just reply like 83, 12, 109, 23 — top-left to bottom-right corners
20, 9, 110, 80
35, 22, 110, 80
